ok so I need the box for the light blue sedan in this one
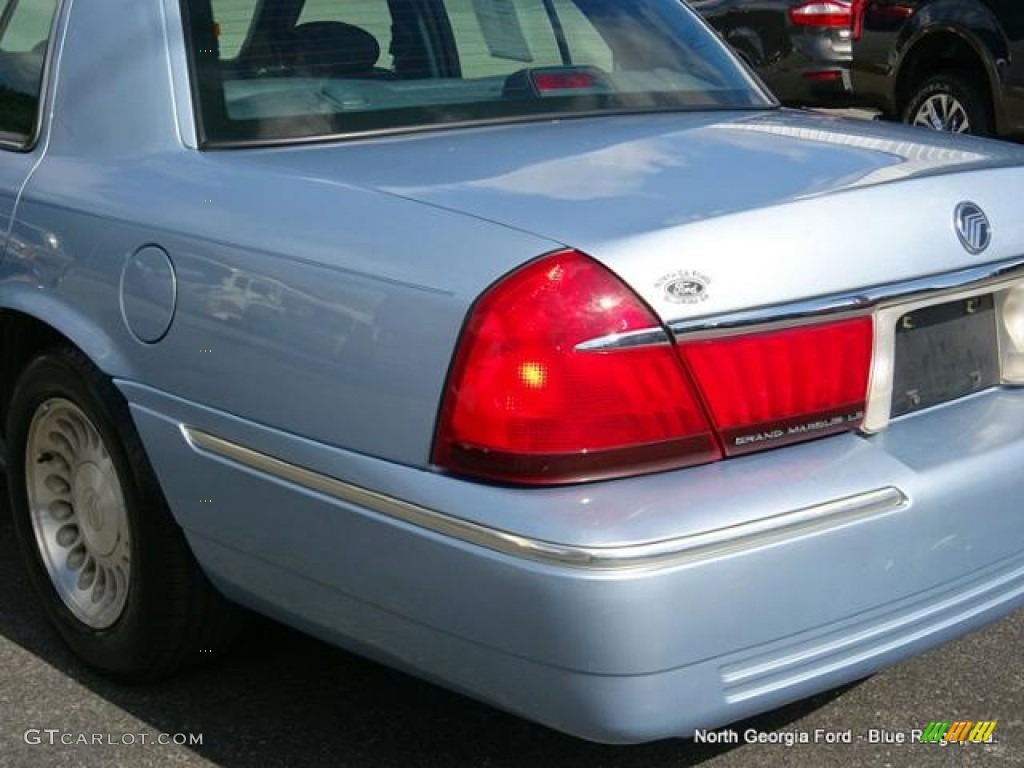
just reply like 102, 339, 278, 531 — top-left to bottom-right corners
1, 0, 1022, 744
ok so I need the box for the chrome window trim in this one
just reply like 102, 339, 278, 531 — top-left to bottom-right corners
160, 0, 196, 148
181, 425, 907, 572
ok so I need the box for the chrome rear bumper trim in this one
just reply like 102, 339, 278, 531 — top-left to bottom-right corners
181, 425, 908, 571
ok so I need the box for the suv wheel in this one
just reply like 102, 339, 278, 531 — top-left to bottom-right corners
903, 72, 992, 136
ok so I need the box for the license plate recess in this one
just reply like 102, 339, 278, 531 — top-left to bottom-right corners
890, 295, 999, 418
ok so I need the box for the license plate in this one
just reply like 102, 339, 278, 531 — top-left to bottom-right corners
890, 295, 999, 417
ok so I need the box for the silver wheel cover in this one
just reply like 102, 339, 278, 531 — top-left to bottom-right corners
26, 398, 131, 629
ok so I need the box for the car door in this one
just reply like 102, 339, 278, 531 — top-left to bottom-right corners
0, 0, 59, 257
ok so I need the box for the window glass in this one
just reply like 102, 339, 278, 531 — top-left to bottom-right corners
551, 0, 612, 69
447, 0, 560, 79
185, 0, 771, 145
211, 0, 258, 59
0, 0, 59, 140
1, 0, 55, 50
448, 0, 610, 78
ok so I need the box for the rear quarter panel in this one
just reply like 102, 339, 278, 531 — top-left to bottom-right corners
1, 0, 562, 466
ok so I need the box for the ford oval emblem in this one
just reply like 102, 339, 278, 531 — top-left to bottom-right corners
656, 269, 711, 304
666, 279, 706, 301
954, 202, 991, 254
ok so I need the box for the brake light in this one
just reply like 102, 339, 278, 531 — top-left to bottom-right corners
850, 0, 865, 40
678, 319, 873, 456
532, 70, 600, 92
433, 250, 719, 484
434, 251, 874, 485
788, 1, 852, 28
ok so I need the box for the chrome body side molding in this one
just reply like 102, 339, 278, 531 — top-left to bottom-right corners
181, 425, 907, 572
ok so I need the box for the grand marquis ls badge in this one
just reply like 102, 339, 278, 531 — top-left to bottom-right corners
954, 202, 991, 254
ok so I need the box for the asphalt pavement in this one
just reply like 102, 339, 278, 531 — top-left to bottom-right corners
0, 467, 1021, 768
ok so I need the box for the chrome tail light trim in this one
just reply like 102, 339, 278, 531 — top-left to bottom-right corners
668, 256, 1024, 433
668, 256, 1024, 340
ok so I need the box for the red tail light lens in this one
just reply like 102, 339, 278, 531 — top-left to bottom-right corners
788, 1, 852, 27
679, 318, 873, 456
435, 251, 874, 485
433, 250, 719, 484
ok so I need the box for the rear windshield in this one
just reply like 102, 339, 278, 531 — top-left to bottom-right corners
182, 0, 772, 145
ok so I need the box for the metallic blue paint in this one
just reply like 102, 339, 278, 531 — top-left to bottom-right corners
1, 0, 1023, 743
124, 383, 1024, 742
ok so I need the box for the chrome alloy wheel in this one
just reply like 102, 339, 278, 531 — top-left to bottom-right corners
26, 398, 131, 629
911, 93, 971, 133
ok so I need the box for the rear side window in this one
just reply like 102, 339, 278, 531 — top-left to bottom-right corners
183, 0, 770, 145
0, 0, 59, 143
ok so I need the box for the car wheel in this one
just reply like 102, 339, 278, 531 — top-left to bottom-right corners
6, 346, 242, 680
902, 72, 992, 136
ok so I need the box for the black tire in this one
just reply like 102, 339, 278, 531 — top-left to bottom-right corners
6, 346, 242, 681
902, 72, 992, 136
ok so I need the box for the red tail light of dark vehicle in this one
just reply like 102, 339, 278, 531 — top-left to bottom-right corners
850, 0, 866, 40
788, 1, 853, 28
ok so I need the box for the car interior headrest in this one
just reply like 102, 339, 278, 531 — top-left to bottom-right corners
291, 21, 381, 76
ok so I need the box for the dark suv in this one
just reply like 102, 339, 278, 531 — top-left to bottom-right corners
693, 0, 855, 106
851, 1, 1024, 139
